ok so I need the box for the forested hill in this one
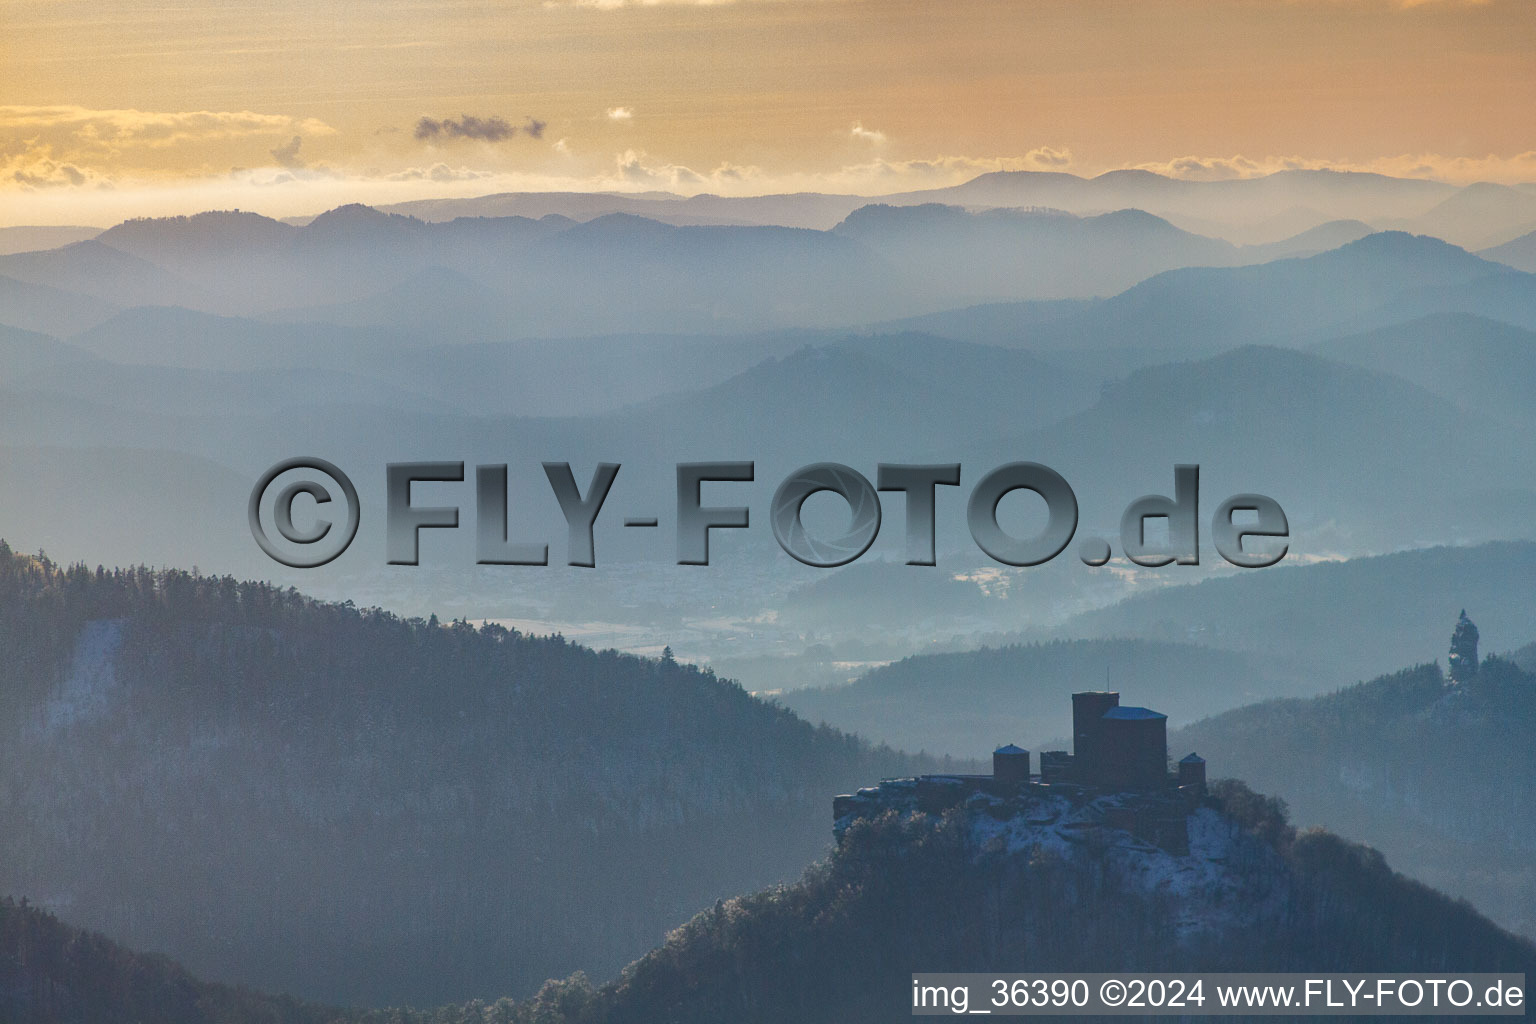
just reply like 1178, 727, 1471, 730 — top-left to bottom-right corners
8, 783, 1532, 1024
0, 897, 338, 1024
780, 638, 1301, 757
553, 782, 1535, 1024
1174, 654, 1536, 939
0, 544, 949, 1006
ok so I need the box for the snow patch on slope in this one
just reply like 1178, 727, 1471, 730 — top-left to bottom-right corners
40, 618, 126, 731
967, 796, 1278, 941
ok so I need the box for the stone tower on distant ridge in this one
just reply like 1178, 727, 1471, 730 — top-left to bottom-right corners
1449, 609, 1479, 684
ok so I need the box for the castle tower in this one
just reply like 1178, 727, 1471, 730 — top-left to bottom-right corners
1071, 690, 1119, 783
1097, 706, 1168, 790
1178, 752, 1206, 793
992, 744, 1030, 787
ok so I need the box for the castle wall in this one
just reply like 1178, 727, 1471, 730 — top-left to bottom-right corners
1040, 750, 1073, 784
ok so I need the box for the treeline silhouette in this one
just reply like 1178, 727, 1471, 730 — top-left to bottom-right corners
0, 544, 946, 1006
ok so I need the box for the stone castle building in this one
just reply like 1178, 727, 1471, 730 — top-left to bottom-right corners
834, 691, 1207, 853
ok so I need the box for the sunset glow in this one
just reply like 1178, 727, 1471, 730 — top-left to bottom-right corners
3, 0, 1533, 225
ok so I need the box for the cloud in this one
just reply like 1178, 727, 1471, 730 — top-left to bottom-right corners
0, 105, 335, 192
607, 107, 634, 122
1, 135, 110, 191
1024, 146, 1072, 169
589, 143, 1536, 199
1132, 154, 1263, 181
1357, 150, 1536, 182
601, 150, 1072, 194
7, 118, 1534, 222
8, 154, 92, 190
228, 162, 344, 187
849, 122, 886, 145
415, 114, 518, 142
1132, 150, 1536, 183
0, 105, 333, 149
804, 154, 1066, 191
386, 163, 496, 182
270, 135, 304, 168
613, 149, 758, 189
523, 117, 547, 140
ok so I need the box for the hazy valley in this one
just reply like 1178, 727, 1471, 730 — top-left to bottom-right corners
4, 164, 1536, 1017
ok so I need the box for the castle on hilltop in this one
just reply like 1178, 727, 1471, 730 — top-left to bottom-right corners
834, 691, 1207, 853
1047, 690, 1204, 791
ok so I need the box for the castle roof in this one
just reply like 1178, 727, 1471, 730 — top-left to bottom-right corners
1102, 706, 1166, 721
994, 743, 1027, 755
1180, 752, 1205, 764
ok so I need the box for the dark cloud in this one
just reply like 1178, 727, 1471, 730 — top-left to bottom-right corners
415, 114, 516, 142
12, 163, 87, 188
523, 117, 547, 140
270, 135, 304, 168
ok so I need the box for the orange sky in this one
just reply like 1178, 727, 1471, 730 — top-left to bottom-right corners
2, 0, 1533, 224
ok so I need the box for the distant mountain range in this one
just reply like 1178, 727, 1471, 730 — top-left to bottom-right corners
6, 175, 1532, 341
369, 168, 1536, 248
7, 326, 1528, 578
1058, 542, 1536, 684
0, 272, 119, 336
6, 166, 1536, 1022
832, 204, 1237, 301
1392, 181, 1536, 250
0, 446, 258, 574
1316, 312, 1536, 426
0, 201, 1352, 338
955, 342, 1536, 557
779, 638, 1304, 758
0, 224, 101, 255
3, 175, 1535, 693
0, 325, 1110, 573
1483, 227, 1536, 273
912, 168, 1459, 235
884, 231, 1534, 354
4, 244, 1534, 601
776, 542, 1536, 760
